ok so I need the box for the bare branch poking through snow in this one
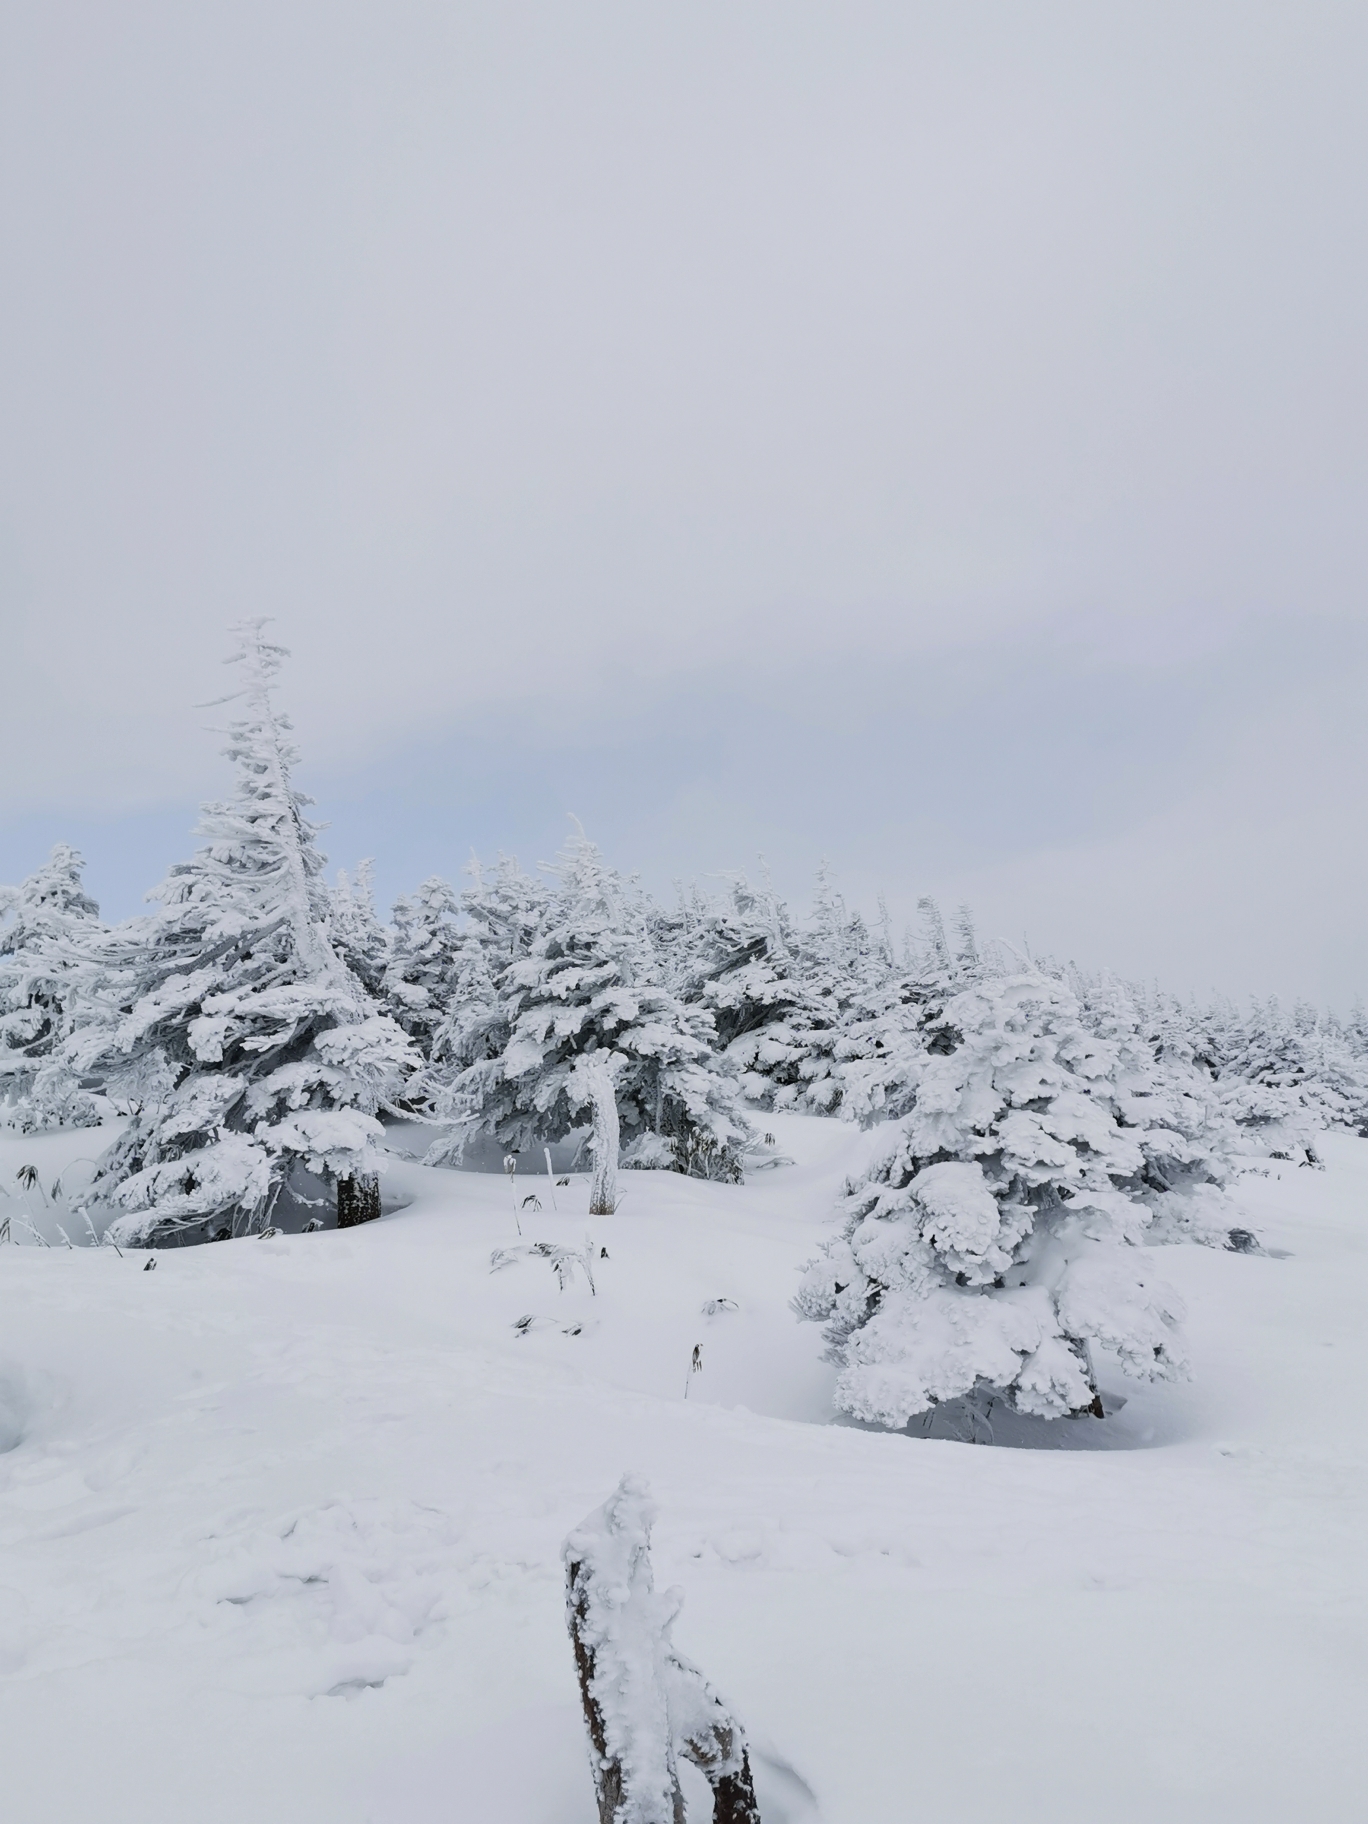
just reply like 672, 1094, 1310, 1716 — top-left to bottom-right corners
512, 1312, 585, 1337
16, 1164, 46, 1203
503, 1155, 522, 1234
564, 1476, 762, 1824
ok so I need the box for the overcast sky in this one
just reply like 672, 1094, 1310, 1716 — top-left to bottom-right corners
2, 2, 1365, 1005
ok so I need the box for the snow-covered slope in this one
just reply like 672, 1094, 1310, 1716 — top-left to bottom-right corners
1, 1117, 1365, 1823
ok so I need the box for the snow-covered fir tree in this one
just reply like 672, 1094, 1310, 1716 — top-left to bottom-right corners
1188, 995, 1333, 1162
381, 873, 465, 1055
1068, 970, 1241, 1245
68, 622, 417, 1246
330, 859, 389, 996
1251, 998, 1368, 1137
420, 853, 551, 1099
671, 866, 933, 1123
1294, 1016, 1368, 1137
827, 898, 960, 1126
670, 873, 821, 1106
776, 865, 870, 1114
1342, 998, 1368, 1059
424, 831, 748, 1174
796, 964, 1190, 1428
0, 844, 105, 1131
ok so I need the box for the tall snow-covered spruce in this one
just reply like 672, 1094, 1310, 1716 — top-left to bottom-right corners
70, 622, 417, 1246
796, 964, 1191, 1428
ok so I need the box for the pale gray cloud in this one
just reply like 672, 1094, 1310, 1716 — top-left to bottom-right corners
2, 3, 1365, 1000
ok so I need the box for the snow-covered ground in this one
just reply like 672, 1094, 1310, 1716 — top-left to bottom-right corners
2, 1115, 1365, 1823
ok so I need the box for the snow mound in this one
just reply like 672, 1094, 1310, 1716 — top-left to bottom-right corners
0, 1362, 30, 1453
194, 1497, 458, 1697
909, 1160, 1002, 1256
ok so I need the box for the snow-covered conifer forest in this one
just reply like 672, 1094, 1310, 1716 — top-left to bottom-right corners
2, 628, 1365, 1823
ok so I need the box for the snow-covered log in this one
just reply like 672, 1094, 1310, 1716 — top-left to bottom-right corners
564, 1477, 761, 1824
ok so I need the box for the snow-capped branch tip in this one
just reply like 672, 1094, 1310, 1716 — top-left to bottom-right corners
564, 1475, 762, 1824
196, 618, 291, 712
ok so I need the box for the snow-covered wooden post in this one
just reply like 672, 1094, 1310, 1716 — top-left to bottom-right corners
564, 1476, 762, 1824
583, 1057, 620, 1217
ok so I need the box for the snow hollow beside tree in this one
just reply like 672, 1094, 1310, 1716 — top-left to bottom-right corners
1, 1112, 1365, 1823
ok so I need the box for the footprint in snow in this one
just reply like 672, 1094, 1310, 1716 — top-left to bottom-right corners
193, 1496, 460, 1698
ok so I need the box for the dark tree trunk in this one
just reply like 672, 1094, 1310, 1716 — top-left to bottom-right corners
678, 1726, 763, 1824
566, 1556, 686, 1824
710, 1757, 762, 1824
337, 1172, 381, 1229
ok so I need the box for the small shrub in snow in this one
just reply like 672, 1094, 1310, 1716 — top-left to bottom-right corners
667, 1125, 744, 1183
490, 1238, 596, 1293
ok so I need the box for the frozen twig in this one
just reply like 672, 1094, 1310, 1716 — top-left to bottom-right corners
491, 1239, 596, 1292
504, 1154, 522, 1234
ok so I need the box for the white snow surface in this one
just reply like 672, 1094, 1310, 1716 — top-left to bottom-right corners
1, 1114, 1365, 1823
